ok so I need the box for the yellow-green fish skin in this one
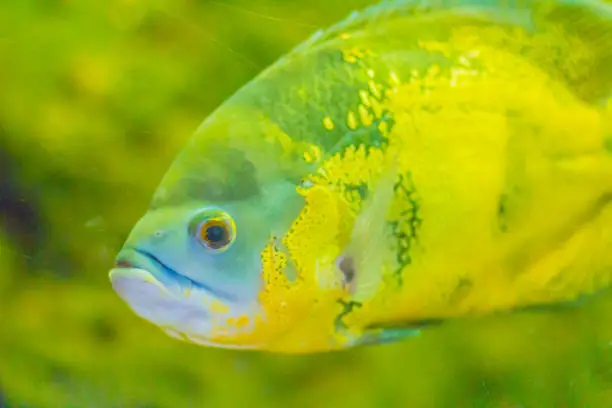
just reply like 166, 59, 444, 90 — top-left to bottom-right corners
110, 0, 612, 353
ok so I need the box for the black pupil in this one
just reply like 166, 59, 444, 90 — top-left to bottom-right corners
206, 225, 227, 245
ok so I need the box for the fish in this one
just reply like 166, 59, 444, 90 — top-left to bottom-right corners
109, 0, 612, 353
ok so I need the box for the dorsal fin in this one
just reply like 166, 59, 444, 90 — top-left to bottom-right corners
280, 0, 612, 105
290, 0, 608, 51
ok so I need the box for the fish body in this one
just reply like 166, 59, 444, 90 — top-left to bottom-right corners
110, 0, 612, 353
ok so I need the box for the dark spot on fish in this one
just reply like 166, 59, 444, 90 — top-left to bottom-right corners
337, 256, 356, 285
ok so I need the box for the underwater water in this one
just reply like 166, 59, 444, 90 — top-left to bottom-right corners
2, 0, 612, 407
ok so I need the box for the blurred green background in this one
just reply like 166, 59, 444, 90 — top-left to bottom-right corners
2, 1, 612, 407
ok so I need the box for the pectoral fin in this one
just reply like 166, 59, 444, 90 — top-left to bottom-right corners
338, 149, 400, 302
348, 318, 445, 347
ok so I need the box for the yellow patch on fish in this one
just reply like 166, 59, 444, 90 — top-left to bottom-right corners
209, 299, 230, 314
359, 89, 371, 107
342, 48, 366, 64
260, 187, 352, 351
347, 110, 358, 130
203, 187, 352, 352
253, 140, 405, 349
322, 115, 335, 130
358, 104, 374, 126
341, 33, 612, 329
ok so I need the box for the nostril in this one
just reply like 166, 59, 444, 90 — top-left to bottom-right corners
152, 230, 168, 243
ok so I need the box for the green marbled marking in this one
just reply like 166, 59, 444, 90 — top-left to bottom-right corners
389, 172, 422, 286
334, 300, 363, 330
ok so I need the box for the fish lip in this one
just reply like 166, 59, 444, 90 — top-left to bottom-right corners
111, 248, 185, 298
112, 247, 237, 302
109, 266, 174, 298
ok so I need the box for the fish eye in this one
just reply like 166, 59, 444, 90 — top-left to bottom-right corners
190, 209, 236, 251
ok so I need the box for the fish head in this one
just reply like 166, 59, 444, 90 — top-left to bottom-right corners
110, 107, 355, 353
110, 201, 265, 350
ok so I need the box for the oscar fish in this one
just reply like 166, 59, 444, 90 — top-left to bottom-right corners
110, 0, 612, 353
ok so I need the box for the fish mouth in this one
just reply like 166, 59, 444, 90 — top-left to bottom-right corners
109, 251, 215, 335
109, 248, 264, 348
110, 247, 190, 298
110, 248, 237, 301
